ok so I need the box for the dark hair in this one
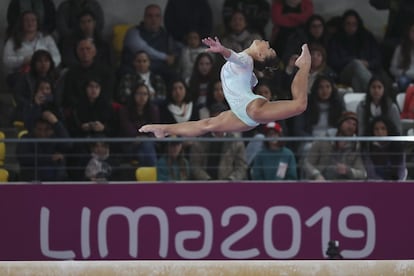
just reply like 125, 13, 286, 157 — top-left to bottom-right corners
338, 9, 367, 44
309, 43, 328, 69
367, 115, 400, 136
362, 76, 393, 129
305, 14, 326, 41
30, 49, 55, 77
188, 53, 219, 102
126, 82, 155, 122
308, 75, 344, 127
167, 78, 192, 104
362, 116, 404, 157
227, 10, 248, 32
254, 56, 281, 78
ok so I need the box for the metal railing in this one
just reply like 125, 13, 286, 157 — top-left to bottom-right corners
0, 135, 413, 183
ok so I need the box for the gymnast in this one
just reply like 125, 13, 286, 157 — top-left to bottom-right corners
139, 37, 311, 137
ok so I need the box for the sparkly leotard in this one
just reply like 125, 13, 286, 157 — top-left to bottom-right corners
221, 51, 266, 127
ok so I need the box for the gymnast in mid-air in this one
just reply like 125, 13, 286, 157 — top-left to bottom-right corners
139, 37, 311, 138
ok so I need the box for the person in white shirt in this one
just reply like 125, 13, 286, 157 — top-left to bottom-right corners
2, 11, 60, 86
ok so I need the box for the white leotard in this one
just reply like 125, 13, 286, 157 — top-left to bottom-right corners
221, 50, 265, 127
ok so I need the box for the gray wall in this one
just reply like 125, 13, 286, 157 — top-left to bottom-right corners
0, 0, 388, 85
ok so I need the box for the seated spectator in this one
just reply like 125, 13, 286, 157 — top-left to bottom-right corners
356, 76, 401, 136
190, 103, 247, 180
119, 83, 159, 166
66, 77, 114, 138
293, 75, 345, 138
65, 77, 114, 180
164, 0, 213, 43
327, 9, 389, 93
244, 80, 288, 165
177, 31, 207, 83
62, 38, 115, 109
119, 4, 181, 82
159, 78, 200, 124
188, 52, 219, 109
13, 49, 60, 118
17, 117, 71, 182
285, 43, 337, 95
283, 14, 329, 65
2, 11, 61, 88
292, 75, 345, 161
370, 0, 414, 73
85, 140, 120, 182
117, 50, 167, 104
362, 116, 406, 180
6, 0, 56, 36
270, 0, 314, 57
222, 0, 270, 38
307, 43, 337, 91
389, 21, 414, 92
303, 111, 367, 181
56, 0, 104, 39
157, 138, 190, 181
251, 122, 298, 180
60, 9, 113, 68
21, 78, 63, 132
204, 79, 230, 116
221, 10, 262, 53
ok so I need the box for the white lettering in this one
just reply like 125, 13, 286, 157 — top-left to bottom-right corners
40, 207, 76, 259
264, 206, 301, 259
221, 206, 259, 259
305, 207, 332, 257
339, 206, 376, 258
81, 207, 91, 258
175, 206, 213, 259
97, 206, 168, 258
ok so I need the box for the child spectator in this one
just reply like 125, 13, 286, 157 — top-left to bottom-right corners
85, 140, 120, 182
177, 31, 207, 83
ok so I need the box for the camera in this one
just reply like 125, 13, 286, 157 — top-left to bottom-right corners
326, 240, 343, 259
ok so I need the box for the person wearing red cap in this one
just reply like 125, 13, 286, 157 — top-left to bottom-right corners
303, 111, 366, 181
251, 121, 298, 180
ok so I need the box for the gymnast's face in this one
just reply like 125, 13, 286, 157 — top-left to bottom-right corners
250, 40, 276, 62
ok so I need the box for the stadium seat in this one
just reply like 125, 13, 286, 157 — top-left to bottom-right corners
112, 24, 133, 64
396, 92, 405, 112
0, 168, 9, 182
135, 167, 157, 182
0, 131, 5, 167
343, 93, 366, 113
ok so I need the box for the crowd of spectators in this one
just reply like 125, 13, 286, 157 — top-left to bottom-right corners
1, 0, 413, 182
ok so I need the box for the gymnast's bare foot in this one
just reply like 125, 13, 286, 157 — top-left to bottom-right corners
139, 124, 168, 138
295, 44, 311, 70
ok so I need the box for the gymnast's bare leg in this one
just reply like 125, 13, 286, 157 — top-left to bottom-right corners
139, 40, 311, 138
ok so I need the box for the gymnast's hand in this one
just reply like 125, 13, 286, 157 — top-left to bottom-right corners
202, 37, 231, 58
